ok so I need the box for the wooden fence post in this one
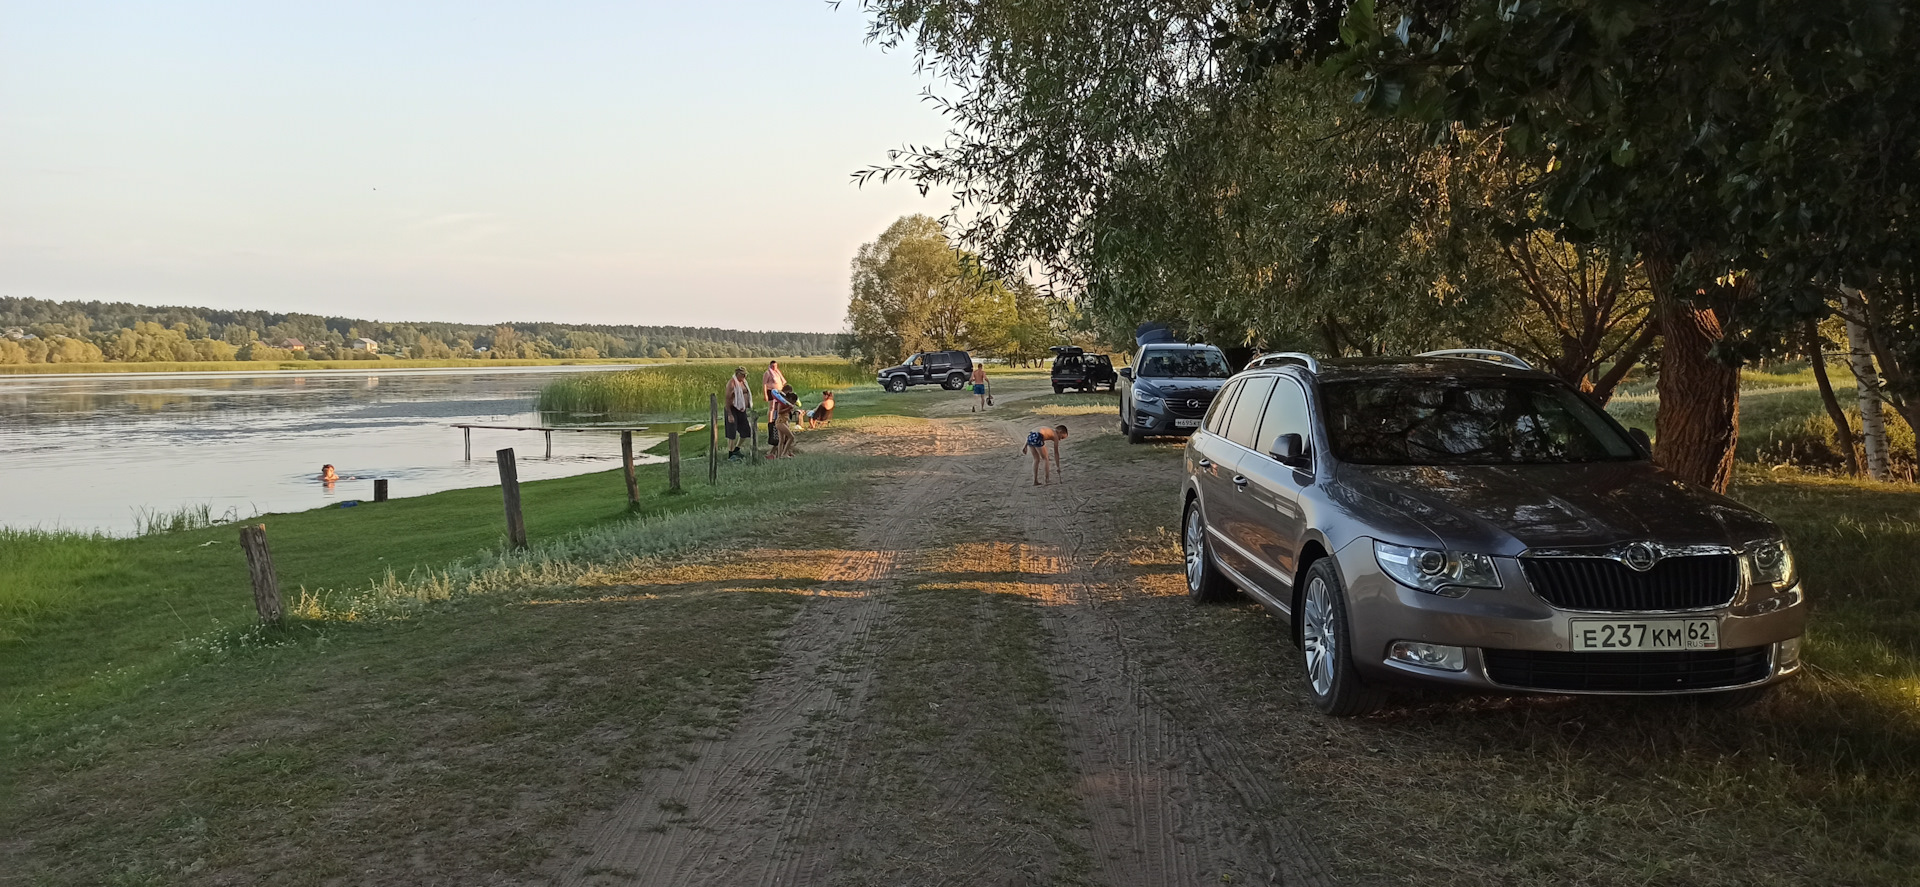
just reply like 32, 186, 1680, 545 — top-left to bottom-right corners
497, 447, 528, 549
668, 432, 682, 492
238, 524, 283, 622
620, 431, 639, 506
709, 394, 719, 484
373, 478, 388, 502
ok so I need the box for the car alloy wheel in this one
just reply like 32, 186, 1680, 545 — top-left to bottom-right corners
887, 377, 907, 393
1182, 503, 1233, 602
1298, 560, 1385, 716
1300, 575, 1337, 698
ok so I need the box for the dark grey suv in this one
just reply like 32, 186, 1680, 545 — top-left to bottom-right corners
1180, 351, 1807, 716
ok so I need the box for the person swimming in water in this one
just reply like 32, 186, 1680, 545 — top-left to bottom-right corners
321, 464, 339, 483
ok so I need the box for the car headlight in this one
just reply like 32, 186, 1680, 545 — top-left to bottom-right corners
1132, 388, 1162, 405
1373, 541, 1502, 597
1744, 540, 1797, 588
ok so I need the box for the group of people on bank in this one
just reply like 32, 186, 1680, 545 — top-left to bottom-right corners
722, 360, 833, 461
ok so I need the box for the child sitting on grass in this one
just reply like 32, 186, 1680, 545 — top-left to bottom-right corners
1023, 424, 1069, 485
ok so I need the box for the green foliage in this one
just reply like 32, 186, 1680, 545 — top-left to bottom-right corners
535, 361, 870, 415
843, 215, 1044, 367
0, 296, 845, 365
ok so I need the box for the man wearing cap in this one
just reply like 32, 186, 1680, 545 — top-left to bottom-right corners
724, 366, 753, 461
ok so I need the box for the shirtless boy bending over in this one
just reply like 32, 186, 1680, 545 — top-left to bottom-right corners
1022, 425, 1068, 485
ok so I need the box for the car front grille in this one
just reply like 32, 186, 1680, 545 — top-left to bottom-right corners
1163, 395, 1214, 418
1482, 647, 1771, 693
1521, 554, 1739, 611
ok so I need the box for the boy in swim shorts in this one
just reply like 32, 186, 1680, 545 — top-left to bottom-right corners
1022, 424, 1068, 485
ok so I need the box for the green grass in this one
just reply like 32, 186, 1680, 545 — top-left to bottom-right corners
536, 360, 873, 415
0, 451, 868, 729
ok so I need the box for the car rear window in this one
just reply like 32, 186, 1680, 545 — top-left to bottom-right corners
1137, 349, 1232, 379
1320, 378, 1639, 465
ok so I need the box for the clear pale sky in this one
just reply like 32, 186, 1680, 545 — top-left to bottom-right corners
0, 1, 952, 333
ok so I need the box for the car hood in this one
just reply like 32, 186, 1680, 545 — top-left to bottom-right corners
1340, 462, 1777, 555
1135, 377, 1227, 394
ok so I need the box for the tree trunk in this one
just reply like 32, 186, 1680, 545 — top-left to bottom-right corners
1841, 290, 1890, 481
1807, 320, 1861, 476
1645, 246, 1741, 492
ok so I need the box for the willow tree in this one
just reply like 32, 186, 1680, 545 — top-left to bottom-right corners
843, 214, 1014, 368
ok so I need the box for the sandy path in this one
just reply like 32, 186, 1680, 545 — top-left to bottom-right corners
539, 390, 1329, 885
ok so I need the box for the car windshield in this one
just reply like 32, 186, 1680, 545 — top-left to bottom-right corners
1137, 349, 1232, 379
1321, 378, 1640, 465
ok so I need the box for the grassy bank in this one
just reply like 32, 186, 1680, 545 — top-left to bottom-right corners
536, 360, 872, 415
0, 450, 870, 727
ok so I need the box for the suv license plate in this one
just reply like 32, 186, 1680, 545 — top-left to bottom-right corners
1571, 619, 1719, 652
1174, 418, 1201, 428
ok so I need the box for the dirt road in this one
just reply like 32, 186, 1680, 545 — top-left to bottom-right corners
535, 387, 1335, 886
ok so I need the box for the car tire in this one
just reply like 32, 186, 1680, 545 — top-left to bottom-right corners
1182, 501, 1236, 603
1052, 384, 1064, 394
1127, 426, 1145, 444
1298, 559, 1386, 717
945, 373, 966, 391
886, 376, 907, 393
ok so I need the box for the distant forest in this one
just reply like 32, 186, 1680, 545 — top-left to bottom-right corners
0, 296, 844, 364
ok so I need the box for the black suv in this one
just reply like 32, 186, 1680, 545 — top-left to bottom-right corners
1180, 350, 1806, 715
1050, 346, 1118, 393
877, 350, 974, 393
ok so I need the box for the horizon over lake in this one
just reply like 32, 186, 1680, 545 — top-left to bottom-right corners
0, 364, 673, 535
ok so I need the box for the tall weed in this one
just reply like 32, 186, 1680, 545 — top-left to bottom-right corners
537, 361, 870, 416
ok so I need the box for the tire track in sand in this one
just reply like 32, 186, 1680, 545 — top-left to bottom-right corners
541, 421, 992, 887
998, 413, 1334, 887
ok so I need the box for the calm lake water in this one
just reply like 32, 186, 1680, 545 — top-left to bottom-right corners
0, 365, 667, 535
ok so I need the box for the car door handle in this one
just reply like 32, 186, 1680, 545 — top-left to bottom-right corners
1197, 458, 1213, 469
1232, 475, 1249, 488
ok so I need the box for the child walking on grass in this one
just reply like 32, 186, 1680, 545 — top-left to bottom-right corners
1023, 424, 1069, 485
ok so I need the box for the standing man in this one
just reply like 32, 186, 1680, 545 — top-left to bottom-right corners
724, 366, 753, 462
971, 361, 989, 412
762, 359, 787, 447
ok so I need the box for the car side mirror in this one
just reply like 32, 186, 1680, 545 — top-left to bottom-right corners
1270, 433, 1309, 468
1628, 427, 1653, 455
1119, 367, 1133, 381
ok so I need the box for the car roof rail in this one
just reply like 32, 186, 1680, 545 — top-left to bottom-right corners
1244, 351, 1320, 373
1416, 349, 1534, 370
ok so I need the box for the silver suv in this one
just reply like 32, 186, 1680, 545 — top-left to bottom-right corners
1179, 351, 1807, 716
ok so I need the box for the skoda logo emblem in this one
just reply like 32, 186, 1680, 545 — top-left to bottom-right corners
1186, 399, 1201, 409
1622, 542, 1659, 572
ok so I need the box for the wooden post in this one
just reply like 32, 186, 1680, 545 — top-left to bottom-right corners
620, 431, 639, 505
238, 524, 283, 622
668, 432, 682, 492
544, 429, 553, 459
497, 447, 527, 549
708, 394, 719, 484
464, 426, 471, 461
373, 478, 388, 502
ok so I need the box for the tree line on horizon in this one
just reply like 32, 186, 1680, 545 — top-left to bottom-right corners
855, 0, 1920, 493
0, 296, 844, 365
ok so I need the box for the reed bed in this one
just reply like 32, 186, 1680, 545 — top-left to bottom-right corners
537, 361, 870, 415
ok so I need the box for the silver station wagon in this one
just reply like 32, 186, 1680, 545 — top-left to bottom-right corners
1179, 350, 1807, 716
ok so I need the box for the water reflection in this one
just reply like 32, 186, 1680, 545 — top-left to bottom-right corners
0, 366, 665, 535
